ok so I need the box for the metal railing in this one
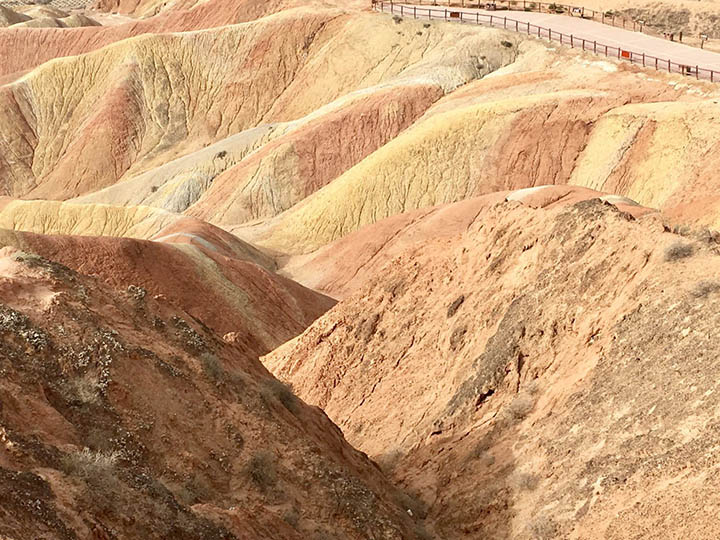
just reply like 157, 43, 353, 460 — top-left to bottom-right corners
374, 2, 719, 82
392, 0, 714, 45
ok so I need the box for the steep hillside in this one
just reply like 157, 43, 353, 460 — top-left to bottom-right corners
0, 0, 328, 80
233, 41, 720, 255
0, 225, 332, 352
0, 10, 518, 204
266, 198, 720, 538
281, 185, 651, 298
0, 245, 424, 539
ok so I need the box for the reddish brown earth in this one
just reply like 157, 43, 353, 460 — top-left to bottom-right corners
282, 185, 653, 298
0, 226, 333, 356
0, 244, 427, 539
0, 0, 335, 80
266, 198, 720, 538
3, 0, 720, 535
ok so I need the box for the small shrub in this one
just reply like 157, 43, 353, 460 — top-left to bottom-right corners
423, 22, 431, 28
262, 378, 299, 414
282, 508, 300, 529
176, 474, 214, 505
64, 373, 102, 405
247, 451, 277, 490
214, 150, 228, 159
376, 449, 404, 474
506, 393, 534, 421
61, 448, 121, 489
664, 241, 694, 262
200, 353, 224, 382
392, 14, 402, 24
513, 472, 539, 491
528, 515, 558, 539
500, 40, 514, 48
150, 185, 159, 193
691, 279, 720, 298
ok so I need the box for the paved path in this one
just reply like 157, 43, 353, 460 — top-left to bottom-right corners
380, 3, 720, 76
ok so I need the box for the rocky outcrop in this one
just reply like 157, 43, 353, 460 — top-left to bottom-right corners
266, 198, 720, 538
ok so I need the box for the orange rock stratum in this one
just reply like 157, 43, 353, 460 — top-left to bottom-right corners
2, 0, 720, 537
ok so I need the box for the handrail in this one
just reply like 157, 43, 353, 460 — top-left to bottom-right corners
374, 2, 719, 82
392, 0, 708, 45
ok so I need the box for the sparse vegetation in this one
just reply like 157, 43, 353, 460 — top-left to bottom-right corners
375, 449, 404, 474
513, 472, 539, 491
61, 448, 121, 484
247, 451, 277, 490
261, 377, 299, 414
664, 241, 694, 261
506, 392, 535, 421
282, 508, 300, 529
127, 284, 147, 301
692, 279, 720, 298
528, 515, 558, 539
63, 372, 102, 405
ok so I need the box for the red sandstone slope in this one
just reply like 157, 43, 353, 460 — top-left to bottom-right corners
281, 185, 653, 298
0, 0, 331, 80
266, 198, 720, 538
0, 226, 333, 356
0, 245, 425, 539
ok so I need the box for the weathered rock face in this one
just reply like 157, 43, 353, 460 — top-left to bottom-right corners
0, 224, 334, 354
266, 199, 720, 538
234, 45, 720, 255
0, 245, 424, 539
0, 10, 517, 205
280, 185, 653, 298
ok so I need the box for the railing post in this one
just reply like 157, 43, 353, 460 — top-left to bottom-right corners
696, 65, 699, 79
642, 53, 645, 66
504, 16, 507, 29
414, 6, 417, 17
593, 40, 596, 53
527, 22, 530, 34
712, 71, 715, 83
582, 38, 585, 50
668, 59, 671, 72
476, 12, 479, 23
445, 8, 447, 19
515, 20, 518, 31
570, 34, 573, 47
400, 5, 403, 15
655, 58, 658, 69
